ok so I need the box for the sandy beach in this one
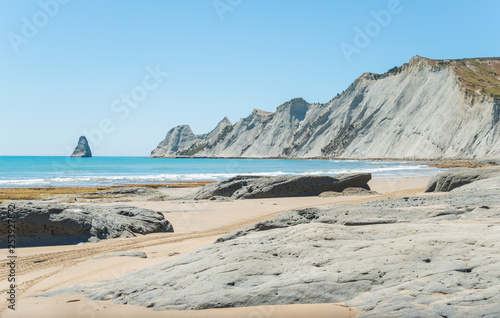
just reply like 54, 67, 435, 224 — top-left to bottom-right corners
1, 176, 430, 318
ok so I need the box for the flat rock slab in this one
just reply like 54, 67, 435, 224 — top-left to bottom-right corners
45, 172, 500, 317
82, 187, 161, 197
193, 173, 372, 200
0, 202, 173, 246
319, 187, 379, 197
92, 251, 147, 259
73, 187, 168, 203
425, 166, 500, 192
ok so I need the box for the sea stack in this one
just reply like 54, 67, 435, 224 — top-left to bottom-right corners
70, 136, 92, 158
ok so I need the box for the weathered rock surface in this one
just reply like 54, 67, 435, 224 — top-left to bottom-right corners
47, 170, 500, 317
150, 117, 232, 157
193, 173, 371, 200
70, 136, 92, 158
425, 166, 500, 192
92, 251, 147, 259
83, 187, 160, 196
0, 202, 173, 246
151, 56, 500, 159
318, 187, 379, 197
79, 187, 168, 202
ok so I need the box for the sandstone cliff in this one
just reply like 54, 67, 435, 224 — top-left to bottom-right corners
150, 56, 500, 159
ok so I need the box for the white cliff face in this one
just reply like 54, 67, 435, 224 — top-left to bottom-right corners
150, 117, 232, 157
150, 125, 196, 157
150, 56, 500, 159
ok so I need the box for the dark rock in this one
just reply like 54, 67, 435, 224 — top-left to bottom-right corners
0, 202, 173, 246
193, 173, 372, 200
424, 166, 500, 192
70, 136, 92, 158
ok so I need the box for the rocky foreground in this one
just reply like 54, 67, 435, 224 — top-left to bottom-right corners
44, 167, 500, 317
0, 203, 173, 246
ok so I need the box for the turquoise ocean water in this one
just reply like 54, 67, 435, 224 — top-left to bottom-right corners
0, 157, 441, 188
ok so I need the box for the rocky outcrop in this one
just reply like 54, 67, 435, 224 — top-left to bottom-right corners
77, 187, 161, 197
151, 56, 500, 159
42, 187, 168, 204
70, 136, 92, 158
0, 202, 173, 246
192, 173, 371, 200
49, 170, 500, 317
79, 187, 167, 202
425, 166, 500, 192
150, 117, 233, 157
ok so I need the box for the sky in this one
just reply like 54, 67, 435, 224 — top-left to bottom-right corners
0, 0, 499, 156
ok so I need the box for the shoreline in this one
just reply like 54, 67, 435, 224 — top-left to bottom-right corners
0, 162, 446, 190
148, 155, 498, 163
2, 157, 494, 190
0, 174, 433, 203
0, 181, 214, 204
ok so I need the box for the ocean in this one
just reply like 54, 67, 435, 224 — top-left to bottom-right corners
0, 156, 441, 188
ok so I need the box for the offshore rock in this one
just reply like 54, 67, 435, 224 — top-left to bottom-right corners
70, 136, 92, 158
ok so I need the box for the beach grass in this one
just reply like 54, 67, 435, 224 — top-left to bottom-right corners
0, 181, 214, 203
427, 160, 492, 168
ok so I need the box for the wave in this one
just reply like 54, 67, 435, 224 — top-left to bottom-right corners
0, 165, 439, 187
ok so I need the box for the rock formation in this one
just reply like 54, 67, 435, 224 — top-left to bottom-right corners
78, 187, 168, 202
193, 173, 371, 200
0, 202, 173, 246
47, 169, 500, 317
425, 166, 500, 192
151, 56, 500, 159
151, 117, 233, 157
70, 136, 92, 158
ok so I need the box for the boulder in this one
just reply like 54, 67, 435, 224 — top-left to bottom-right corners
70, 136, 92, 158
0, 202, 173, 246
424, 166, 500, 192
193, 173, 372, 200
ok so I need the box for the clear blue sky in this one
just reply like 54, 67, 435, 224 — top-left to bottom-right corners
1, 0, 499, 156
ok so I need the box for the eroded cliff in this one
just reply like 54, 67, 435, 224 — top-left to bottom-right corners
150, 56, 500, 159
